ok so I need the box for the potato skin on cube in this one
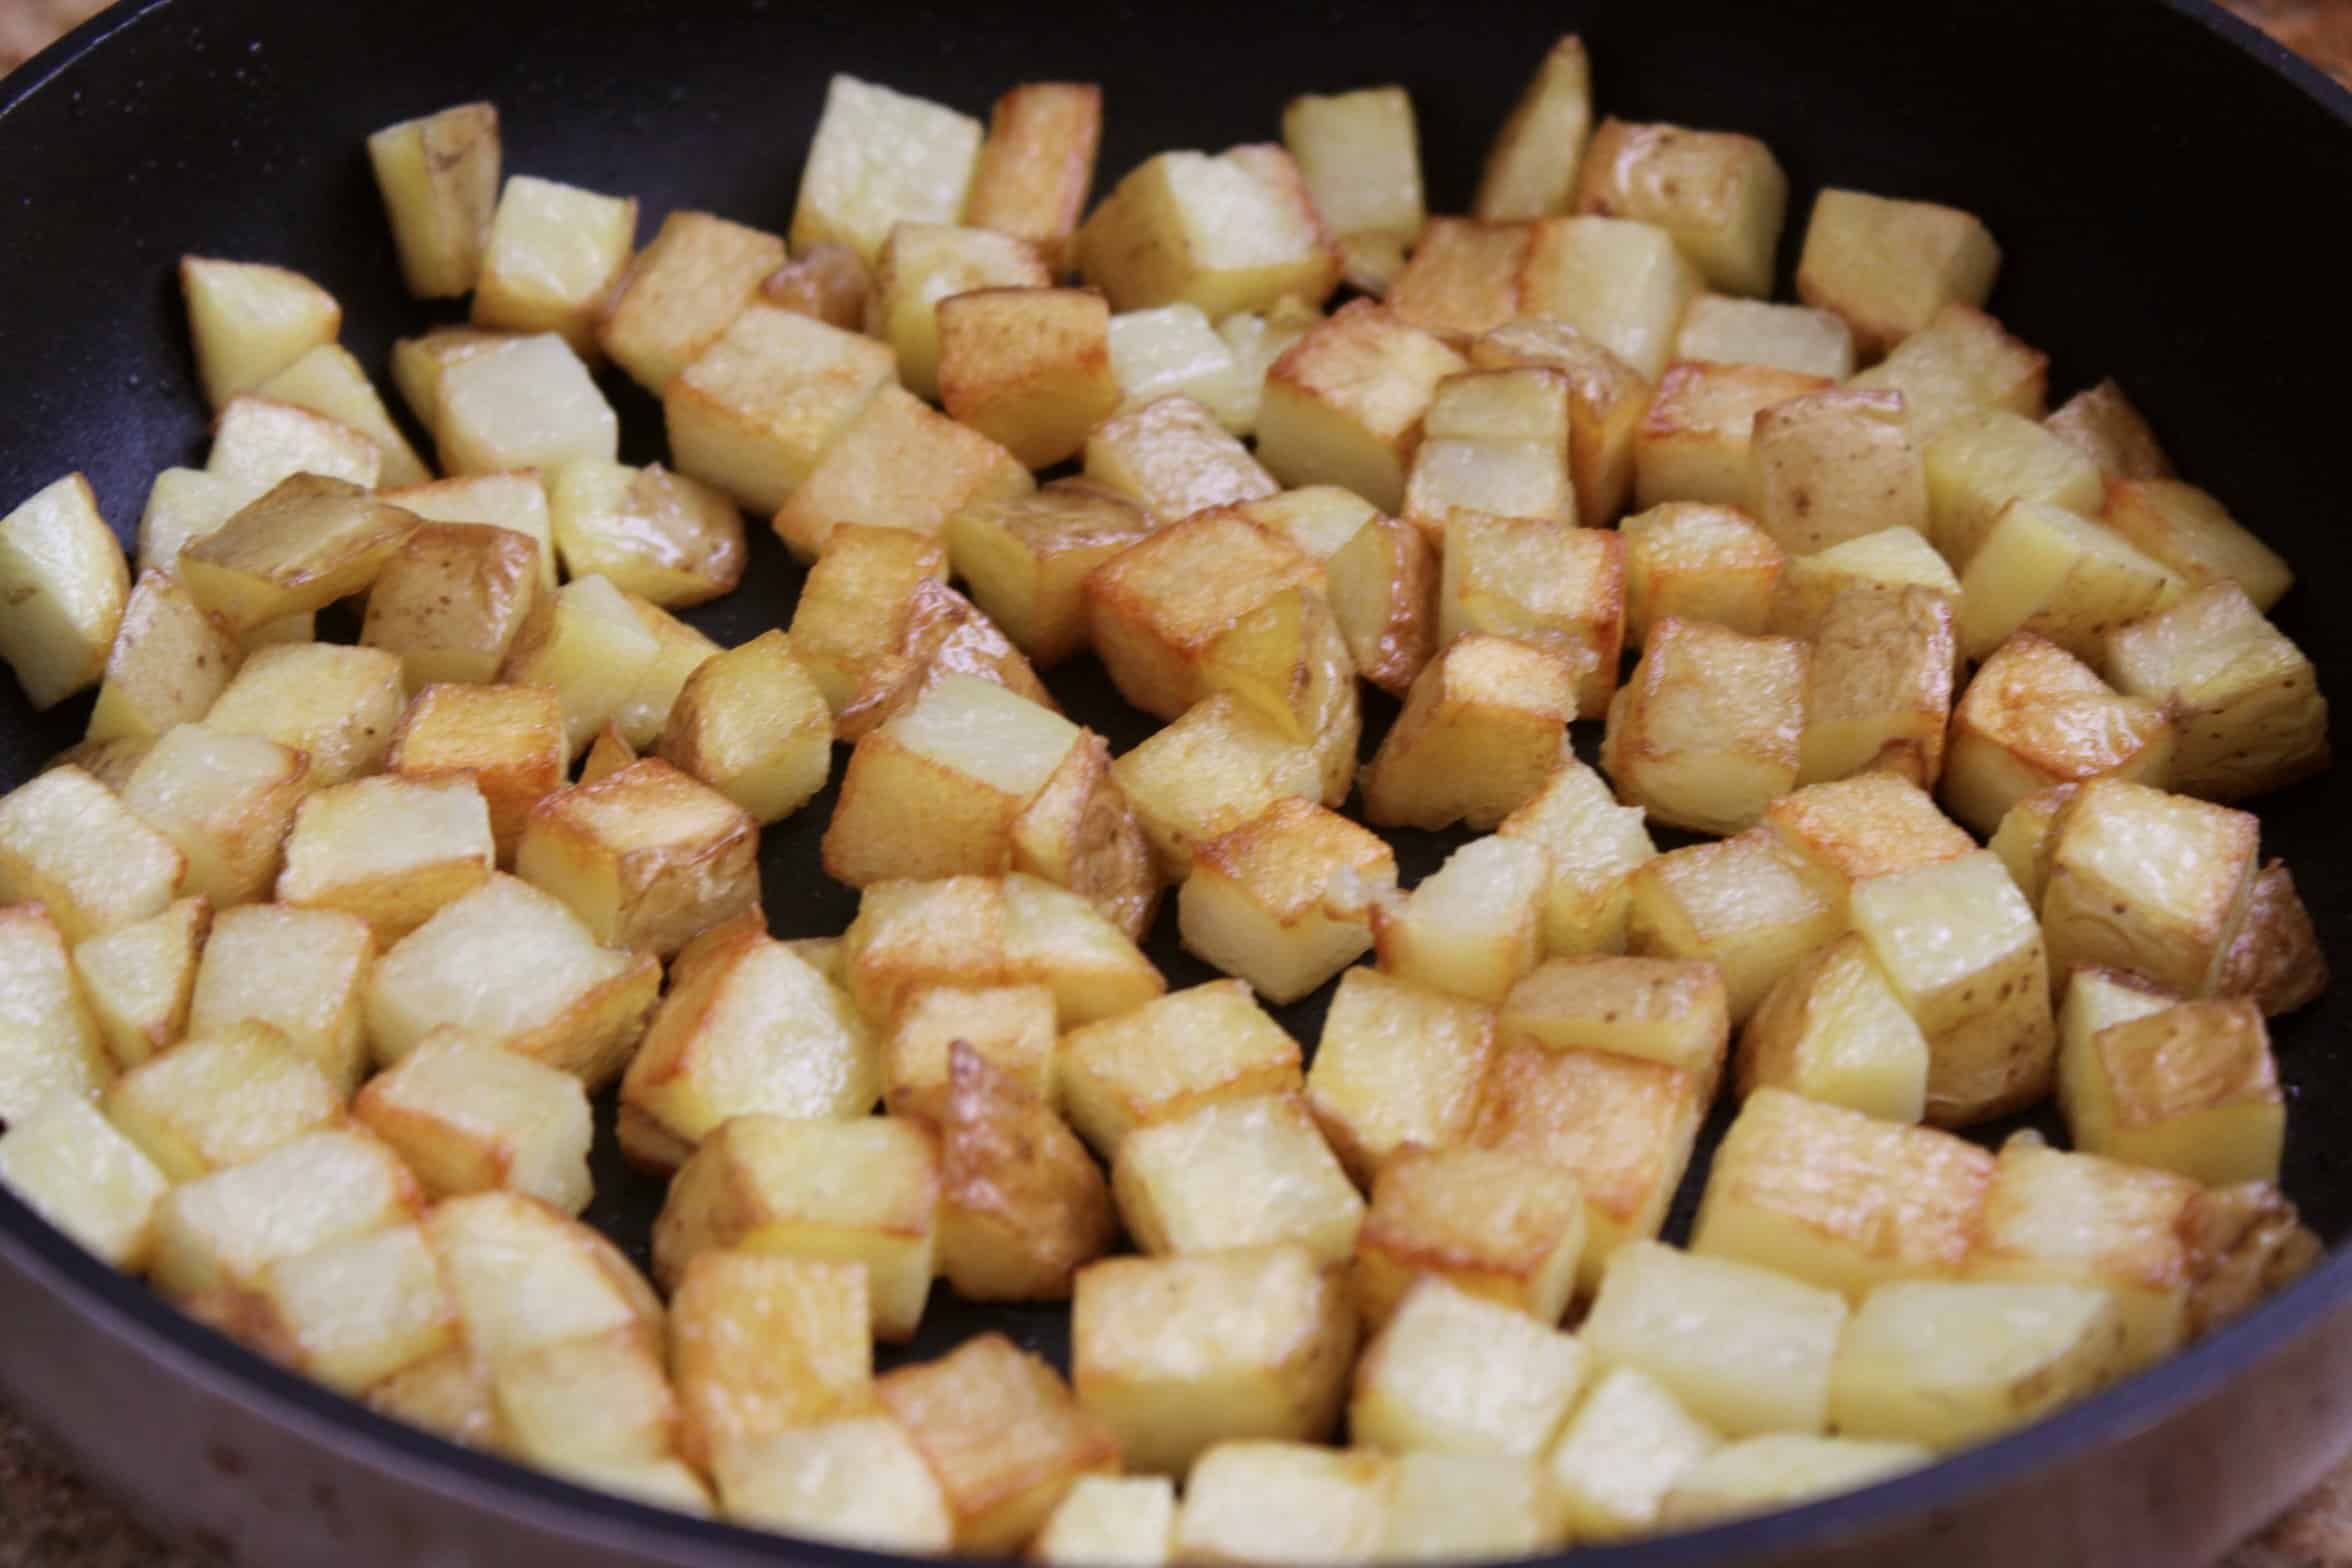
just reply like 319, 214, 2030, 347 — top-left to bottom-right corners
1941, 633, 2176, 839
1795, 189, 2000, 357
1602, 616, 1806, 836
1361, 635, 1576, 832
516, 757, 761, 960
1573, 118, 1787, 298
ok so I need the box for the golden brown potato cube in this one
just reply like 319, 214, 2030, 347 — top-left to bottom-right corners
1794, 189, 2000, 358
842, 875, 1011, 1025
1351, 1275, 1591, 1458
1737, 934, 1931, 1124
716, 1416, 950, 1549
1351, 1144, 1584, 1328
432, 333, 618, 477
352, 1030, 591, 1213
879, 983, 1055, 1112
1113, 1092, 1364, 1264
70, 896, 205, 1071
2107, 583, 2327, 803
965, 82, 1101, 272
1635, 361, 1829, 511
0, 905, 110, 1123
669, 1251, 869, 1474
1076, 146, 1340, 318
1387, 218, 1533, 344
1692, 1088, 1992, 1300
1959, 499, 2184, 664
1468, 318, 1650, 526
1921, 409, 2105, 572
934, 287, 1117, 469
1373, 836, 1548, 1006
2101, 478, 2293, 613
2061, 998, 2282, 1186
1543, 1365, 1722, 1541
655, 629, 830, 825
1177, 1444, 1393, 1566
472, 175, 637, 356
1501, 956, 1730, 1093
1848, 303, 2048, 439
1942, 634, 2176, 838
0, 766, 183, 945
1009, 728, 1161, 943
1082, 509, 1317, 721
617, 932, 878, 1171
772, 383, 1032, 564
1769, 525, 1959, 646
203, 640, 407, 790
2216, 859, 2328, 1018
1403, 367, 1576, 535
663, 304, 895, 515
1324, 508, 1437, 698
1178, 797, 1396, 1004
101, 1022, 335, 1182
1111, 695, 1323, 876
176, 475, 416, 638
1072, 1245, 1356, 1475
274, 774, 492, 943
1497, 754, 1657, 957
385, 683, 565, 865
1517, 217, 1702, 382
760, 243, 870, 335
1190, 582, 1359, 794
185, 903, 373, 1093
1024, 872, 1166, 1026
366, 873, 660, 1087
947, 482, 1152, 669
517, 757, 759, 959
545, 461, 744, 609
1762, 773, 1976, 919
1625, 829, 1843, 1023
1850, 850, 2055, 1127
207, 394, 382, 498
2046, 378, 2174, 482
1361, 635, 1576, 831
2041, 778, 2259, 997
1747, 386, 1928, 556
85, 570, 240, 748
2183, 1180, 2323, 1338
1305, 968, 1495, 1186
116, 725, 303, 910
1469, 1045, 1706, 1291
178, 257, 342, 410
1574, 119, 1787, 298
1474, 34, 1593, 221
786, 523, 946, 714
833, 574, 1056, 744
1083, 394, 1280, 524
1966, 1140, 2202, 1369
1436, 516, 1621, 716
359, 522, 543, 691
877, 1332, 1120, 1553
874, 223, 1052, 401
1673, 294, 1855, 379
0, 1090, 168, 1270
1620, 502, 1784, 645
1033, 1474, 1177, 1568
150, 1125, 418, 1300
791, 71, 981, 264
597, 209, 784, 393
1602, 616, 1806, 835
1256, 302, 1469, 514
1061, 980, 1304, 1157
366, 102, 500, 298
203, 1218, 461, 1397
653, 1113, 939, 1340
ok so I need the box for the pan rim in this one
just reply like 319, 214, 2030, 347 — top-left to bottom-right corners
1, 0, 2349, 1562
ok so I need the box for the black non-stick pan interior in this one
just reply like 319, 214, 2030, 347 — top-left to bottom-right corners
3, 0, 2351, 1561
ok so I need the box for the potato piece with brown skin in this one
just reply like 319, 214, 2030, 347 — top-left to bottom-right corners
360, 522, 545, 692
2184, 1181, 2322, 1339
1848, 303, 2048, 439
771, 383, 1033, 564
2040, 779, 2260, 998
946, 481, 1153, 670
2106, 582, 2327, 804
937, 287, 1118, 469
84, 569, 241, 748
1795, 190, 2000, 358
516, 757, 760, 960
1468, 319, 1649, 526
366, 103, 500, 300
1748, 387, 1928, 556
1256, 302, 1468, 514
2216, 860, 2327, 1018
1083, 510, 1319, 722
833, 577, 1058, 743
179, 475, 419, 638
1941, 634, 2175, 839
1010, 730, 1160, 944
1620, 502, 1784, 645
2046, 379, 2173, 482
1501, 955, 1731, 1093
546, 462, 746, 610
965, 83, 1103, 274
760, 243, 870, 331
1573, 119, 1787, 298
1635, 362, 1830, 511
1769, 527, 1959, 644
1083, 394, 1279, 524
1602, 617, 1806, 836
787, 523, 947, 716
1474, 35, 1593, 222
599, 209, 786, 394
1387, 219, 1532, 344
387, 683, 566, 866
1363, 635, 1577, 832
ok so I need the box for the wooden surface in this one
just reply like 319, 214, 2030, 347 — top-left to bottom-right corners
3, 1, 2351, 1564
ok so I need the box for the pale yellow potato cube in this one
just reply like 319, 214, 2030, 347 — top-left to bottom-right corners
1831, 1279, 2126, 1451
1435, 514, 1621, 716
1233, 486, 1381, 574
965, 81, 1102, 273
1083, 394, 1279, 524
1581, 1240, 1848, 1436
471, 175, 637, 355
663, 303, 894, 514
518, 757, 759, 959
1216, 298, 1325, 432
424, 1189, 660, 1364
176, 474, 415, 638
874, 222, 1052, 402
1635, 360, 1829, 511
1469, 1044, 1707, 1289
367, 873, 660, 1088
1747, 386, 1928, 556
207, 395, 382, 496
256, 344, 432, 488
656, 629, 830, 825
1373, 836, 1547, 1006
669, 1251, 870, 1473
1495, 754, 1656, 957
880, 983, 1055, 1114
0, 766, 182, 946
938, 288, 1119, 469
1352, 1275, 1592, 1457
433, 332, 618, 477
1076, 146, 1340, 319
134, 466, 248, 577
1517, 217, 1702, 381
1404, 368, 1577, 537
382, 470, 556, 592
1674, 294, 1855, 379
1620, 501, 1785, 645
1282, 85, 1422, 251
1033, 1475, 1176, 1568
487, 1321, 681, 1475
2058, 966, 2179, 1062
187, 903, 373, 1093
1661, 1434, 1928, 1525
1179, 797, 1395, 1004
792, 74, 983, 264
2040, 778, 2258, 996
2060, 998, 2282, 1188
1387, 218, 1533, 344
179, 257, 341, 409
1960, 498, 2183, 663
150, 1126, 418, 1300
353, 1031, 591, 1213
1473, 35, 1593, 221
1361, 635, 1576, 831
759, 242, 871, 331
1574, 118, 1787, 297
366, 102, 500, 298
1177, 1444, 1393, 1567
2102, 478, 2293, 613
1350, 1143, 1583, 1328
224, 1220, 459, 1396
1467, 318, 1650, 525
1111, 695, 1323, 875
386, 683, 565, 864
0, 474, 128, 711
1107, 302, 1252, 432
1626, 829, 1843, 1023
1304, 969, 1494, 1187
1795, 189, 2000, 357
0, 1091, 168, 1269
652, 1113, 938, 1340
1544, 1365, 1721, 1541
496, 574, 659, 758
2107, 582, 2328, 803
70, 896, 205, 1071
546, 460, 744, 608
1922, 408, 2105, 571
389, 327, 517, 436
103, 1023, 338, 1183
44, 737, 154, 797
273, 773, 490, 943
1848, 303, 2048, 439
1500, 955, 1729, 1091
1061, 980, 1303, 1158
947, 482, 1152, 668
1761, 772, 1976, 919
115, 725, 303, 910
606, 591, 722, 750
1602, 616, 1806, 836
1736, 935, 1931, 1124
1942, 634, 2175, 838
1768, 524, 1958, 643
840, 875, 1013, 1025
1691, 1088, 1993, 1299
1072, 1245, 1356, 1475
1113, 1092, 1363, 1264
599, 209, 785, 393
716, 1417, 953, 1551
1256, 301, 1468, 513
2047, 378, 2174, 482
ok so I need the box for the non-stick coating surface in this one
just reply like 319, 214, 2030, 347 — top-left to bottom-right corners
2, 0, 2351, 1563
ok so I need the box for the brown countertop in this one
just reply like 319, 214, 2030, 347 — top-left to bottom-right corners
5, 1, 2352, 1564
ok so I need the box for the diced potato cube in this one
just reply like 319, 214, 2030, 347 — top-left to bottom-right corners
362, 522, 545, 692
1660, 1434, 1927, 1525
1404, 369, 1577, 537
1942, 634, 2175, 838
496, 575, 660, 759
187, 903, 373, 1093
1362, 636, 1575, 831
1625, 829, 1842, 1023
1922, 409, 2105, 572
386, 683, 565, 864
1620, 502, 1784, 645
599, 209, 785, 393
1216, 299, 1324, 430
117, 725, 304, 910
1473, 35, 1593, 221
102, 1022, 336, 1182
652, 1113, 939, 1340
652, 629, 830, 825
366, 102, 500, 298
617, 933, 877, 1170
664, 304, 894, 514
1236, 485, 1383, 570
1988, 784, 2078, 910
353, 1031, 590, 1213
1692, 1088, 1992, 1298
715, 1417, 953, 1551
2107, 583, 2328, 803
965, 81, 1102, 272
2060, 998, 2282, 1186
1831, 1279, 2126, 1451
1850, 850, 2054, 1126
669, 1251, 870, 1473
1960, 499, 2183, 663
1467, 318, 1650, 525
1736, 935, 1931, 1124
1113, 1093, 1363, 1265
434, 333, 619, 476
545, 461, 744, 609
1009, 727, 1161, 942
179, 257, 342, 409
1282, 85, 1422, 252
488, 1321, 680, 1476
1387, 218, 1532, 344
0, 1091, 168, 1268
1107, 303, 1252, 432
0, 474, 126, 712
70, 896, 204, 1071
1323, 508, 1436, 697
792, 74, 982, 265
1112, 695, 1323, 875
2040, 778, 2258, 996
1179, 797, 1393, 1004
772, 382, 1032, 563
1794, 189, 2000, 357
424, 1189, 659, 1364
1256, 302, 1468, 514
0, 766, 183, 945
1351, 1144, 1583, 1328
1603, 617, 1806, 835
1373, 836, 1547, 1006
2216, 859, 2329, 1019
1544, 1365, 1720, 1541
1517, 217, 1702, 381
2047, 378, 2174, 482
874, 222, 1052, 401
1769, 524, 1959, 644
1582, 1240, 1849, 1436
367, 873, 660, 1088
134, 466, 247, 578
1848, 303, 2048, 439
220, 1220, 459, 1396
472, 175, 637, 354
1076, 147, 1340, 318
518, 758, 759, 959
759, 241, 870, 331
606, 591, 722, 750
937, 287, 1119, 469
1748, 386, 1929, 556
947, 482, 1153, 668
784, 523, 945, 713
0, 904, 110, 1126
1635, 361, 1828, 511
2102, 478, 2293, 613
1061, 981, 1304, 1158
1469, 1045, 1707, 1289
880, 983, 1056, 1112
841, 875, 1012, 1024
208, 395, 382, 496
177, 474, 415, 638
255, 343, 431, 487
1300, 969, 1492, 1186
382, 470, 556, 591
1083, 509, 1317, 720
1074, 1245, 1354, 1475
1176, 1444, 1392, 1566
1761, 772, 1976, 919
150, 1126, 417, 1300
388, 327, 516, 435
878, 1332, 1119, 1553
1500, 955, 1729, 1092
2183, 1180, 2323, 1338
1436, 515, 1621, 715
1674, 294, 1855, 379
1573, 119, 1787, 297
1033, 1475, 1176, 1568
1084, 395, 1279, 524
1352, 1276, 1591, 1458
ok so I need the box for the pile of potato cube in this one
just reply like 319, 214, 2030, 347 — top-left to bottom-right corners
0, 28, 2335, 1561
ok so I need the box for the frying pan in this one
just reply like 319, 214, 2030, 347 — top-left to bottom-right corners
2, 0, 2350, 1563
